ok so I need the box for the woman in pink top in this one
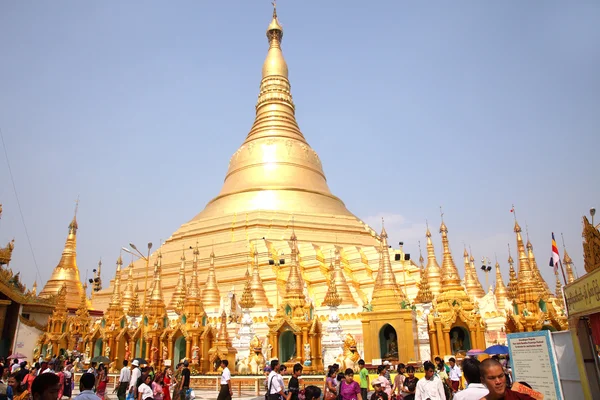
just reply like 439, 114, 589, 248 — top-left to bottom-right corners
339, 369, 362, 400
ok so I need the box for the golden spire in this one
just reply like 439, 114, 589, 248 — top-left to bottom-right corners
149, 252, 164, 302
469, 250, 485, 295
554, 271, 565, 309
415, 243, 433, 304
128, 284, 141, 318
75, 285, 90, 321
322, 261, 342, 307
201, 5, 354, 219
217, 310, 229, 341
184, 243, 205, 321
169, 248, 188, 312
514, 220, 540, 313
121, 262, 135, 315
507, 246, 518, 300
202, 248, 221, 308
239, 265, 256, 309
332, 246, 354, 305
283, 230, 305, 306
494, 260, 509, 311
463, 247, 484, 300
424, 223, 442, 297
562, 248, 576, 284
31, 281, 37, 296
526, 238, 551, 299
250, 245, 270, 307
108, 256, 123, 307
371, 222, 405, 310
39, 208, 87, 310
439, 219, 463, 291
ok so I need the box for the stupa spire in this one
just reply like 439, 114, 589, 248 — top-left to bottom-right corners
184, 243, 204, 321
284, 230, 305, 305
526, 235, 551, 299
554, 271, 565, 309
169, 248, 188, 313
562, 247, 576, 284
239, 264, 256, 310
31, 281, 37, 296
109, 255, 123, 307
463, 247, 484, 300
371, 222, 405, 310
424, 222, 442, 297
202, 248, 221, 308
149, 252, 165, 303
322, 261, 342, 307
415, 242, 433, 304
494, 260, 509, 311
128, 284, 141, 318
514, 220, 540, 313
39, 207, 87, 310
469, 250, 485, 295
332, 246, 354, 305
507, 245, 518, 300
439, 218, 463, 291
121, 262, 135, 315
250, 244, 270, 307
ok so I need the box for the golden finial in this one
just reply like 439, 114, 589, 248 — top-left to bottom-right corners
249, 240, 270, 307
202, 247, 221, 307
418, 241, 424, 266
331, 246, 353, 305
322, 260, 342, 307
108, 256, 123, 307
31, 280, 37, 296
424, 223, 441, 297
169, 247, 188, 313
494, 259, 509, 311
121, 262, 135, 314
560, 233, 576, 283
128, 285, 141, 318
371, 224, 405, 311
284, 231, 304, 305
438, 217, 462, 291
239, 263, 256, 309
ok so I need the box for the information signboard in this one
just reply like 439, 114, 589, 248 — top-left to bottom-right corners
507, 330, 563, 400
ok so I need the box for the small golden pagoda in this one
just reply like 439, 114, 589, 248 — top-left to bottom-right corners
168, 249, 188, 313
145, 252, 167, 365
425, 225, 442, 297
361, 223, 417, 363
331, 246, 354, 306
494, 261, 509, 312
554, 272, 565, 310
526, 238, 551, 299
202, 249, 221, 309
506, 249, 518, 302
463, 248, 485, 300
562, 248, 576, 283
427, 219, 486, 357
250, 246, 270, 308
39, 211, 88, 310
207, 311, 237, 372
102, 257, 126, 366
121, 262, 135, 315
415, 250, 433, 304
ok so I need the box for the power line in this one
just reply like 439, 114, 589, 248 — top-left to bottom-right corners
0, 126, 41, 283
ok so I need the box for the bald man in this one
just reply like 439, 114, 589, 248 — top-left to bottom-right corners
479, 359, 533, 400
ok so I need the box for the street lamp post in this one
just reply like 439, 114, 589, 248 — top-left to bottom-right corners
480, 257, 492, 291
122, 242, 152, 358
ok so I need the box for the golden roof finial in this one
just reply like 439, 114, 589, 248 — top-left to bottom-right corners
217, 310, 229, 341
149, 252, 164, 302
39, 209, 87, 309
128, 284, 141, 317
169, 248, 188, 312
418, 240, 424, 266
331, 246, 354, 305
415, 241, 433, 304
463, 246, 484, 300
554, 270, 565, 309
188, 242, 201, 299
561, 233, 576, 283
469, 248, 485, 295
439, 216, 462, 291
249, 242, 270, 307
108, 255, 123, 307
494, 260, 509, 311
371, 223, 405, 310
507, 243, 518, 300
513, 216, 540, 313
121, 262, 135, 314
322, 260, 342, 307
239, 263, 256, 309
284, 231, 305, 305
424, 221, 442, 297
31, 280, 37, 296
202, 247, 221, 307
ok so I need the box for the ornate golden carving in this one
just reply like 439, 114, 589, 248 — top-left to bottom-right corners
583, 216, 600, 273
0, 239, 15, 266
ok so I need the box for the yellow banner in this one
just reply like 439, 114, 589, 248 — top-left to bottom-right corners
565, 267, 600, 317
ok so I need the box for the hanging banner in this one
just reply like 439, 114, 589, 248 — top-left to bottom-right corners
507, 331, 563, 400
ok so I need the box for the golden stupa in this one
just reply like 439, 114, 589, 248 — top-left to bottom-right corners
39, 209, 88, 310
92, 4, 419, 321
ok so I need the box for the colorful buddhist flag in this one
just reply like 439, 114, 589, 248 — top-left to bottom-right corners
550, 232, 560, 273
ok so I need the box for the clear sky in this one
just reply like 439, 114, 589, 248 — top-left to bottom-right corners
0, 1, 598, 293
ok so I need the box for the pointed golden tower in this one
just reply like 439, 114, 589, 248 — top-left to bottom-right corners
415, 248, 433, 304
463, 248, 484, 300
439, 221, 463, 292
250, 246, 270, 308
184, 243, 205, 321
39, 210, 87, 309
147, 252, 167, 322
507, 248, 518, 301
494, 261, 509, 311
104, 256, 125, 334
31, 281, 37, 296
239, 267, 256, 310
554, 272, 565, 309
371, 223, 405, 311
514, 220, 540, 315
283, 230, 305, 308
425, 225, 442, 297
168, 249, 188, 313
526, 239, 551, 299
207, 311, 237, 372
332, 246, 354, 305
202, 249, 221, 308
128, 285, 141, 318
563, 249, 576, 284
121, 262, 135, 315
469, 253, 486, 294
322, 261, 342, 307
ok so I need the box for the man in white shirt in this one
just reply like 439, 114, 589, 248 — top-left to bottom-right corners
266, 360, 287, 400
10, 359, 19, 373
117, 360, 131, 400
217, 360, 232, 400
74, 373, 99, 400
454, 358, 488, 400
448, 357, 462, 393
129, 360, 141, 396
42, 361, 56, 374
415, 361, 445, 400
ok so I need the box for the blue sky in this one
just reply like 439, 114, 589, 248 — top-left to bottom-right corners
0, 1, 598, 292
